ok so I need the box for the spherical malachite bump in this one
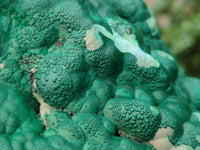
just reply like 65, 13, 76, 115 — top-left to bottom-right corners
158, 96, 192, 123
176, 121, 200, 149
103, 98, 161, 141
158, 107, 184, 144
116, 53, 169, 90
85, 39, 123, 78
35, 66, 79, 108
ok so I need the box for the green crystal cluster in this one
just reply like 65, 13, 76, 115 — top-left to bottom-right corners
0, 0, 200, 149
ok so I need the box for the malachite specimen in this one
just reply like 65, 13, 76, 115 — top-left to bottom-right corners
0, 0, 200, 149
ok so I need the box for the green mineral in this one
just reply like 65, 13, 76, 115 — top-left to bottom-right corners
0, 0, 200, 149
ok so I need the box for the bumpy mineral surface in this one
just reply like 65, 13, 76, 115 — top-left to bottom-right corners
1, 0, 200, 150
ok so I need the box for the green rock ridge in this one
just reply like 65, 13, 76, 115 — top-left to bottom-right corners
0, 0, 200, 149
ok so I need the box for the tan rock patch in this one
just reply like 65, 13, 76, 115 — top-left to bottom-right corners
84, 27, 103, 50
150, 127, 194, 150
0, 63, 4, 69
32, 79, 54, 125
150, 127, 174, 150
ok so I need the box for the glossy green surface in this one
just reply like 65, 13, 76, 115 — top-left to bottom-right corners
1, 0, 200, 149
